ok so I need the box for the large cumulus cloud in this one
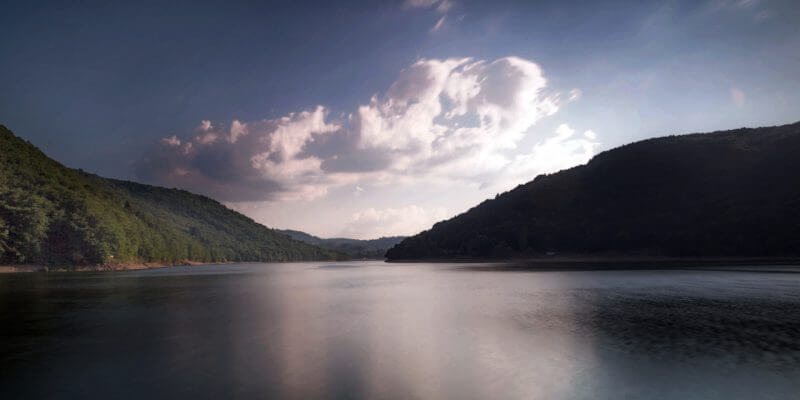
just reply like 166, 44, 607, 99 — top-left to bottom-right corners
136, 56, 598, 202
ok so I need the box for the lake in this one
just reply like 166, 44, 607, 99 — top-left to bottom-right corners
1, 262, 799, 399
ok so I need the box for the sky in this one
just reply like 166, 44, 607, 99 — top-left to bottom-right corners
1, 0, 799, 239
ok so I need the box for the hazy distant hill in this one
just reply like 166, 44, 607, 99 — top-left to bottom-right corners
386, 122, 800, 261
0, 125, 340, 267
277, 229, 406, 259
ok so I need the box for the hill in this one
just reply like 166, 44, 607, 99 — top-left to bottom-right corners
386, 122, 800, 261
277, 229, 405, 259
0, 125, 340, 267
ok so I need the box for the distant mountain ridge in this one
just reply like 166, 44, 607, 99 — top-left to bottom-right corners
277, 229, 406, 259
386, 122, 800, 261
0, 125, 341, 267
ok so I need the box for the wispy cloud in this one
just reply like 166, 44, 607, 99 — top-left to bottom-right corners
406, 0, 456, 31
430, 15, 446, 33
436, 0, 454, 13
160, 135, 181, 146
754, 9, 773, 21
735, 0, 758, 8
405, 0, 452, 13
705, 0, 772, 21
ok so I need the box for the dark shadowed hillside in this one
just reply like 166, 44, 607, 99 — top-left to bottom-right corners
277, 229, 406, 259
386, 122, 800, 261
0, 125, 340, 267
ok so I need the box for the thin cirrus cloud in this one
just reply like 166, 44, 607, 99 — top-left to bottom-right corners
136, 56, 599, 206
430, 15, 446, 33
405, 0, 453, 13
405, 0, 454, 31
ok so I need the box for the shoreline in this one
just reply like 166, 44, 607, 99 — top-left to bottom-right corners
4, 256, 800, 274
0, 260, 224, 274
386, 256, 800, 268
0, 258, 381, 274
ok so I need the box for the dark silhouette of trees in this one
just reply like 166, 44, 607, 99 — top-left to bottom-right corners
0, 125, 341, 267
387, 122, 800, 260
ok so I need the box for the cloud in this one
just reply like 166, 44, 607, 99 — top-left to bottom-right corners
341, 205, 450, 239
754, 9, 773, 21
730, 87, 746, 107
406, 0, 438, 7
431, 15, 446, 32
705, 0, 772, 21
198, 120, 212, 131
136, 56, 598, 204
405, 0, 451, 13
160, 135, 181, 146
354, 57, 557, 163
137, 106, 349, 202
505, 124, 599, 179
407, 0, 455, 30
436, 0, 454, 13
405, 0, 455, 33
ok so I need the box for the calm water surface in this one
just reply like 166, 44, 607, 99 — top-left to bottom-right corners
1, 262, 799, 399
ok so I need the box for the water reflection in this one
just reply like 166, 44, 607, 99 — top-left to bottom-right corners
1, 262, 799, 399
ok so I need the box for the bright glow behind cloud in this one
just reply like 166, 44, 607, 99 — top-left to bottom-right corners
136, 56, 599, 237
342, 205, 450, 239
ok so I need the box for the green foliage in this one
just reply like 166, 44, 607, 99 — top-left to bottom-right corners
0, 125, 340, 267
277, 229, 406, 259
386, 122, 800, 260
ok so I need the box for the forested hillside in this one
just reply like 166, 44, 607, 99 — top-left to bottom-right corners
0, 125, 340, 267
277, 229, 405, 259
386, 122, 800, 260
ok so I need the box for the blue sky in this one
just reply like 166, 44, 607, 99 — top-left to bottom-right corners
1, 0, 799, 238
